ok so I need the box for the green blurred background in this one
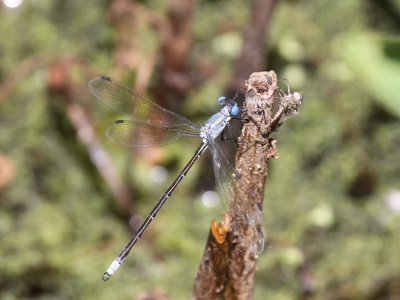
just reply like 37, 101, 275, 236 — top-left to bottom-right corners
1, 0, 400, 299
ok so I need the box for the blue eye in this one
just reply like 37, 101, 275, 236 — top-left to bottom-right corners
218, 96, 227, 106
231, 104, 240, 116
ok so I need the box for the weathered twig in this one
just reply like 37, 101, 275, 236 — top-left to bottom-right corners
193, 71, 303, 300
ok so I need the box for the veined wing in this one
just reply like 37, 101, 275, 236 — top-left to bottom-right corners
208, 138, 265, 255
89, 76, 200, 133
106, 119, 199, 147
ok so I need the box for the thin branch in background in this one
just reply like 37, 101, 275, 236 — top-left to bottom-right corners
193, 70, 303, 299
0, 52, 133, 208
229, 0, 279, 93
0, 153, 16, 191
47, 59, 133, 214
108, 0, 197, 100
137, 288, 171, 300
0, 51, 134, 214
108, 0, 162, 92
0, 54, 53, 102
366, 0, 400, 29
154, 0, 198, 111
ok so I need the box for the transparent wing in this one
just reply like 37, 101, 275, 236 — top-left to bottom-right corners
89, 76, 201, 133
208, 138, 265, 255
106, 120, 199, 147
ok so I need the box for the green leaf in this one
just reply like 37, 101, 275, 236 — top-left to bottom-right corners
343, 33, 400, 117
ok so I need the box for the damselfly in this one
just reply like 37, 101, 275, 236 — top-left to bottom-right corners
89, 76, 264, 281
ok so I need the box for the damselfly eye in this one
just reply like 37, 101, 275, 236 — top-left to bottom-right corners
230, 104, 240, 116
218, 96, 227, 106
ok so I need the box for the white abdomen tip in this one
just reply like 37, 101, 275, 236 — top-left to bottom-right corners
102, 259, 121, 281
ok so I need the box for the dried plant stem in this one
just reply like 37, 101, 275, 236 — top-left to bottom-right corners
193, 71, 303, 300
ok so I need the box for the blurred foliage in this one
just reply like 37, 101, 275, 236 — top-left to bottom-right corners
343, 33, 400, 117
1, 0, 400, 299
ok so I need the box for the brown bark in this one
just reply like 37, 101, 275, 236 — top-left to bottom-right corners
193, 70, 303, 300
